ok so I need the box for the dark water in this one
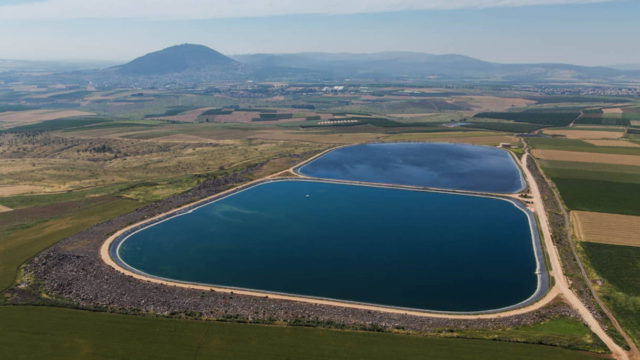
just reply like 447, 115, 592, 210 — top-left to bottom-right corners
118, 180, 537, 312
298, 143, 524, 193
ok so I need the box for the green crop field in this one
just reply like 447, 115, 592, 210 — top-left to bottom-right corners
465, 121, 544, 133
0, 306, 603, 360
1, 117, 111, 133
575, 117, 630, 126
550, 178, 640, 215
0, 196, 143, 291
143, 105, 200, 118
474, 112, 579, 126
528, 137, 640, 155
46, 90, 92, 100
540, 160, 640, 184
583, 243, 640, 297
540, 158, 640, 216
582, 242, 640, 347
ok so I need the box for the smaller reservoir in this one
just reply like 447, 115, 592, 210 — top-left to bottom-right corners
298, 143, 524, 193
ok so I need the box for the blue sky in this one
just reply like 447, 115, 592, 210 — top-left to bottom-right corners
0, 0, 638, 65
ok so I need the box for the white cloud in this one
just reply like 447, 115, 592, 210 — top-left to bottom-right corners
0, 0, 615, 19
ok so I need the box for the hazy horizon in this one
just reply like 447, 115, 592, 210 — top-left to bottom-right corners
0, 0, 639, 66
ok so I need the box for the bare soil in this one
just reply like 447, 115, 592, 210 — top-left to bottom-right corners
572, 211, 640, 247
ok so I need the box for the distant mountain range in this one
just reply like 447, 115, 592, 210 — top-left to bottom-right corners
3, 44, 640, 85
235, 51, 640, 82
609, 63, 640, 71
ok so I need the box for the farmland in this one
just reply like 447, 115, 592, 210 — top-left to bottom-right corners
0, 196, 143, 290
543, 129, 624, 139
474, 111, 580, 126
572, 211, 640, 247
0, 307, 603, 360
529, 125, 640, 349
527, 137, 640, 155
581, 243, 640, 347
0, 110, 95, 130
532, 149, 640, 166
547, 175, 640, 215
2, 82, 639, 359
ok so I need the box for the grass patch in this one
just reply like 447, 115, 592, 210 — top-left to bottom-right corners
0, 306, 603, 360
453, 317, 607, 353
582, 243, 640, 296
1, 117, 111, 133
118, 177, 201, 203
582, 242, 640, 347
64, 121, 159, 131
45, 91, 91, 100
0, 184, 128, 209
0, 197, 142, 291
143, 105, 199, 118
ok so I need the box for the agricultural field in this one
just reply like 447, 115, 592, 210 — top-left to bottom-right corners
530, 129, 640, 349
543, 129, 624, 140
581, 243, 640, 348
527, 137, 640, 155
532, 149, 640, 166
0, 307, 604, 360
474, 111, 580, 126
538, 159, 640, 216
572, 211, 640, 247
0, 109, 95, 130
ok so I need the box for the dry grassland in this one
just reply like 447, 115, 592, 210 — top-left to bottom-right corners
8, 85, 46, 92
248, 129, 385, 144
0, 205, 13, 213
461, 96, 536, 113
0, 132, 324, 193
572, 211, 640, 247
0, 185, 50, 196
30, 90, 79, 99
387, 113, 440, 118
0, 110, 95, 129
543, 129, 623, 140
584, 140, 640, 148
602, 108, 624, 114
151, 134, 240, 144
385, 133, 517, 146
85, 90, 159, 101
532, 149, 640, 166
210, 111, 260, 123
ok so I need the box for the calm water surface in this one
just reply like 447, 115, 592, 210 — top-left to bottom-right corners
118, 180, 537, 312
298, 143, 524, 193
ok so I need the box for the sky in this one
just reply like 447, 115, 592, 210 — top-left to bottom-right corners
0, 0, 638, 66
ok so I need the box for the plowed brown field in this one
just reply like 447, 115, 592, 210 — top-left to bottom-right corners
572, 211, 640, 247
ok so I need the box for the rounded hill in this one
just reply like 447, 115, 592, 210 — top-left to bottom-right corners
112, 44, 239, 76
